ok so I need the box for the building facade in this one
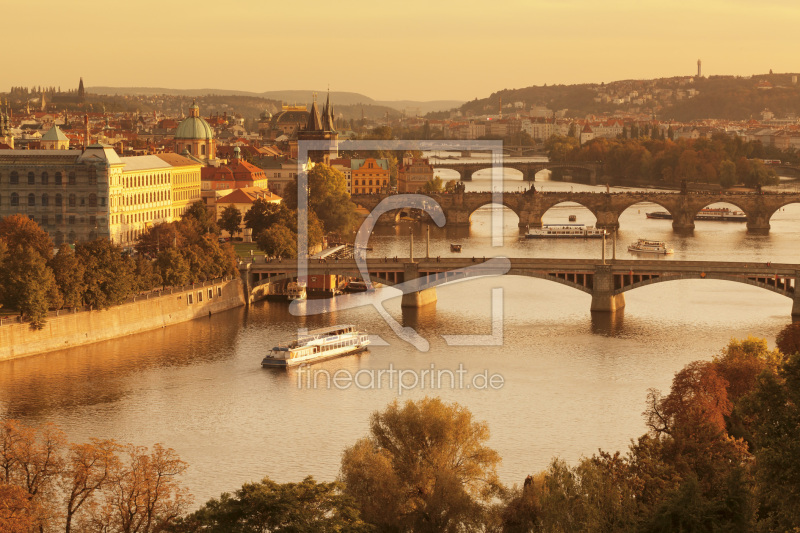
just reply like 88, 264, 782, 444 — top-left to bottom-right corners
351, 158, 389, 195
398, 156, 434, 193
0, 146, 202, 247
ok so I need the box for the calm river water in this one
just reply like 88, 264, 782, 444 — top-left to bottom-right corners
2, 166, 799, 508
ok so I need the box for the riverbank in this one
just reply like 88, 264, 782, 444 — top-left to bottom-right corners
0, 278, 245, 361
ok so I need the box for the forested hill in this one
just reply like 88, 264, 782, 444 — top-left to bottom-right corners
459, 73, 800, 121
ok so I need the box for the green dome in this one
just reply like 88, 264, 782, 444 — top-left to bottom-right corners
175, 115, 213, 140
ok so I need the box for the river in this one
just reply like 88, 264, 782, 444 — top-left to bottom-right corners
1, 165, 799, 508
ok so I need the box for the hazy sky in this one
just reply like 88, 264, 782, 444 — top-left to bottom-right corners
4, 0, 798, 102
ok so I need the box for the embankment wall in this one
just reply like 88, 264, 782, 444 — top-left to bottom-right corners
0, 279, 245, 361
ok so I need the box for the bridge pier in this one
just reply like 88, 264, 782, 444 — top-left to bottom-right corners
793, 276, 800, 317
590, 265, 625, 313
594, 211, 620, 232
747, 215, 771, 235
401, 262, 437, 308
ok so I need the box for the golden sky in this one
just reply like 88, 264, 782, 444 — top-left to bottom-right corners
4, 0, 798, 101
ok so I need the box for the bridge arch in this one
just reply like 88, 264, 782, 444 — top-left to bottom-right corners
613, 272, 795, 299
617, 198, 677, 220
766, 199, 800, 223
540, 200, 599, 226
689, 200, 750, 221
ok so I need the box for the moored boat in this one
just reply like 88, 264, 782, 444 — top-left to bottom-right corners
646, 207, 746, 222
287, 281, 307, 301
628, 238, 674, 254
525, 224, 606, 239
261, 325, 370, 368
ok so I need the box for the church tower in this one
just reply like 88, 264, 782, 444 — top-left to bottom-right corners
697, 59, 702, 77
78, 78, 86, 103
291, 91, 339, 163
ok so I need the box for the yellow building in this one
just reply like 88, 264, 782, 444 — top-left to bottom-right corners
156, 153, 203, 219
351, 158, 389, 195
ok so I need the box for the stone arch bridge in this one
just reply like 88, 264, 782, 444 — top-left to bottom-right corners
430, 161, 601, 182
239, 257, 800, 316
350, 191, 800, 233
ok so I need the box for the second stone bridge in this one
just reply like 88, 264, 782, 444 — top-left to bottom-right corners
350, 191, 800, 233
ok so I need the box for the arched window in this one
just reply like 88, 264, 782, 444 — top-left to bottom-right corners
10, 171, 18, 184
201, 145, 206, 156
28, 172, 35, 185
68, 172, 76, 185
11, 193, 19, 206
55, 172, 62, 185
41, 171, 49, 185
55, 232, 64, 246
42, 193, 49, 206
28, 193, 35, 206
88, 194, 97, 207
68, 194, 76, 207
68, 231, 76, 244
88, 166, 97, 185
56, 194, 62, 207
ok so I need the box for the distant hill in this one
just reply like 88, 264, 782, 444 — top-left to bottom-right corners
459, 73, 800, 121
88, 87, 463, 115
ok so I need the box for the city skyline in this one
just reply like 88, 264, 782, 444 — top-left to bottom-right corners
4, 0, 799, 102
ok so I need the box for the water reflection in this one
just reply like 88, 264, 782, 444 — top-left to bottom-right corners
590, 310, 625, 336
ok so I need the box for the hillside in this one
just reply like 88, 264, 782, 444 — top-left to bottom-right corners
88, 87, 463, 115
458, 73, 800, 121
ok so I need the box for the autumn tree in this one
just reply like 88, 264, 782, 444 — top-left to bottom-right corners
61, 439, 121, 533
340, 397, 501, 532
49, 243, 87, 309
219, 205, 243, 238
776, 321, 800, 356
85, 444, 191, 533
0, 214, 54, 259
135, 222, 184, 256
244, 199, 292, 238
422, 175, 444, 193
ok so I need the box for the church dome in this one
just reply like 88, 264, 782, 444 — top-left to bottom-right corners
175, 101, 214, 140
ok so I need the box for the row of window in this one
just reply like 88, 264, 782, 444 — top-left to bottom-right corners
115, 190, 170, 207
26, 213, 103, 226
2, 193, 105, 208
355, 179, 388, 186
0, 170, 97, 186
187, 287, 223, 305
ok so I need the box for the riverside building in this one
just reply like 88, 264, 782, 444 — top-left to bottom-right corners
0, 144, 201, 247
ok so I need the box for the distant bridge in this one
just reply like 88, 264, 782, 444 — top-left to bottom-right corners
240, 257, 800, 316
429, 161, 600, 182
350, 191, 800, 233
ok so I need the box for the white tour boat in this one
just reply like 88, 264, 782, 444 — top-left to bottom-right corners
261, 325, 370, 368
526, 224, 606, 239
286, 281, 307, 301
628, 239, 674, 255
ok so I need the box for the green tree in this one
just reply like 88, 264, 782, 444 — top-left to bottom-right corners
49, 244, 87, 309
340, 397, 501, 533
182, 201, 219, 235
284, 164, 358, 235
256, 225, 297, 259
135, 222, 184, 256
156, 249, 191, 288
133, 255, 162, 292
76, 239, 137, 309
0, 214, 54, 259
178, 476, 371, 533
219, 205, 243, 238
740, 351, 800, 531
244, 199, 292, 239
422, 175, 444, 193
718, 159, 737, 188
776, 322, 800, 356
0, 245, 59, 328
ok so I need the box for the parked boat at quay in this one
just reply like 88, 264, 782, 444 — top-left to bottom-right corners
286, 282, 307, 301
261, 325, 370, 368
646, 207, 747, 222
628, 239, 674, 255
525, 224, 606, 239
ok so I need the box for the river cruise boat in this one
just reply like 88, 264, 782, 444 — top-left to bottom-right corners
261, 325, 370, 368
286, 281, 307, 301
628, 239, 674, 255
525, 224, 606, 239
646, 208, 746, 222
